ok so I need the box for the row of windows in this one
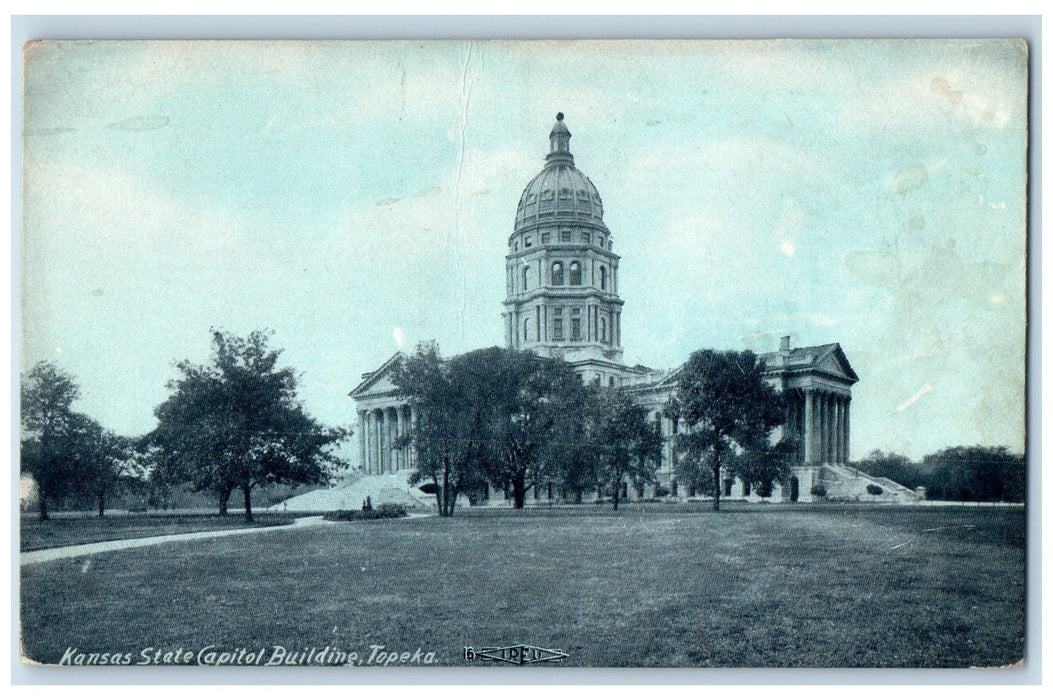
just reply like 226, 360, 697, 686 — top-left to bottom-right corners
523, 188, 600, 203
520, 307, 613, 344
513, 231, 612, 252
520, 262, 609, 291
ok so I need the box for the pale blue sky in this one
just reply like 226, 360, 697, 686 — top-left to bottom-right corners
21, 39, 1028, 460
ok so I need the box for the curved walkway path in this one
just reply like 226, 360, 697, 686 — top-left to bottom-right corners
21, 512, 435, 567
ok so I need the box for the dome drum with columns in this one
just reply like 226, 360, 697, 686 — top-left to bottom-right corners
350, 114, 920, 504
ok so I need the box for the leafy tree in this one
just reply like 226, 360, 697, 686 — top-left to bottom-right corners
730, 436, 797, 498
20, 361, 85, 520
855, 450, 920, 489
392, 343, 490, 516
395, 345, 586, 511
70, 416, 142, 517
593, 389, 663, 510
670, 349, 784, 511
546, 385, 603, 504
922, 445, 1025, 502
480, 349, 583, 509
152, 329, 347, 521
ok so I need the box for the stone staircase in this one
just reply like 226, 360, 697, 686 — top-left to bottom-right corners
820, 464, 922, 503
268, 470, 436, 513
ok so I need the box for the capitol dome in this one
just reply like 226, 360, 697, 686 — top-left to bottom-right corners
513, 113, 608, 235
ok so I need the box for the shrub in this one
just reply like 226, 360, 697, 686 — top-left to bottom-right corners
324, 503, 408, 522
866, 484, 884, 496
417, 483, 440, 495
377, 503, 407, 518
810, 484, 828, 498
653, 486, 670, 498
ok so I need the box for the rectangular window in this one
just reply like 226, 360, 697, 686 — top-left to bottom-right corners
541, 233, 550, 244
553, 319, 564, 340
571, 318, 581, 340
560, 231, 571, 242
525, 236, 532, 247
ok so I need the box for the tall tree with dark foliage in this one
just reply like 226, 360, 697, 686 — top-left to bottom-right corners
594, 389, 663, 510
392, 343, 490, 516
671, 349, 785, 511
152, 329, 346, 521
20, 361, 85, 520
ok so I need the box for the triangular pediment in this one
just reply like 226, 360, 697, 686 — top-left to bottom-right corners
349, 352, 405, 398
815, 344, 859, 384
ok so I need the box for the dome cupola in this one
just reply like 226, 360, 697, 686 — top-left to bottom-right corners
514, 113, 607, 234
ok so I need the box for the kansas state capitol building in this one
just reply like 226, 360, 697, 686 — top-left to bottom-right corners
351, 114, 917, 504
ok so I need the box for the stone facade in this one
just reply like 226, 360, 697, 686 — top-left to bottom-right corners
351, 114, 915, 503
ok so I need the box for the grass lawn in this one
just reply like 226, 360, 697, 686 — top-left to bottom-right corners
19, 512, 296, 552
19, 504, 1025, 668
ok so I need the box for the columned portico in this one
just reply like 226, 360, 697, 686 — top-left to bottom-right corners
356, 401, 418, 474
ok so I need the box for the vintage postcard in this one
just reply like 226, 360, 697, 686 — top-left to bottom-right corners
18, 39, 1028, 673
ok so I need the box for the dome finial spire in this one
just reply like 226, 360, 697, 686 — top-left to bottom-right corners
547, 112, 573, 166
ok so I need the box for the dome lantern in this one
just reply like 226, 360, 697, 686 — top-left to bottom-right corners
546, 112, 573, 167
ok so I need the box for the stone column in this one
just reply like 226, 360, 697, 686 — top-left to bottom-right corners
364, 410, 372, 474
395, 407, 404, 471
834, 394, 841, 463
401, 405, 411, 470
358, 410, 367, 472
825, 393, 833, 463
373, 409, 383, 474
375, 408, 383, 474
836, 396, 845, 463
844, 397, 851, 463
363, 411, 371, 474
409, 405, 417, 470
804, 389, 816, 464
821, 393, 829, 463
815, 392, 822, 463
822, 392, 831, 463
387, 407, 398, 473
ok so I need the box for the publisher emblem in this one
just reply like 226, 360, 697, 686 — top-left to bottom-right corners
464, 644, 568, 665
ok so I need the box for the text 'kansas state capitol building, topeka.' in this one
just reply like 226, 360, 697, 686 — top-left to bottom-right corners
351, 114, 917, 504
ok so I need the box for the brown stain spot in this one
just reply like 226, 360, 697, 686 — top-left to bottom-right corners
930, 76, 950, 94
982, 108, 997, 123
947, 90, 964, 104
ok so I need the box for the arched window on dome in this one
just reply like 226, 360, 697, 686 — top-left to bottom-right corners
523, 318, 531, 343
569, 261, 582, 286
601, 317, 608, 343
599, 266, 607, 291
522, 266, 530, 291
551, 262, 564, 286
